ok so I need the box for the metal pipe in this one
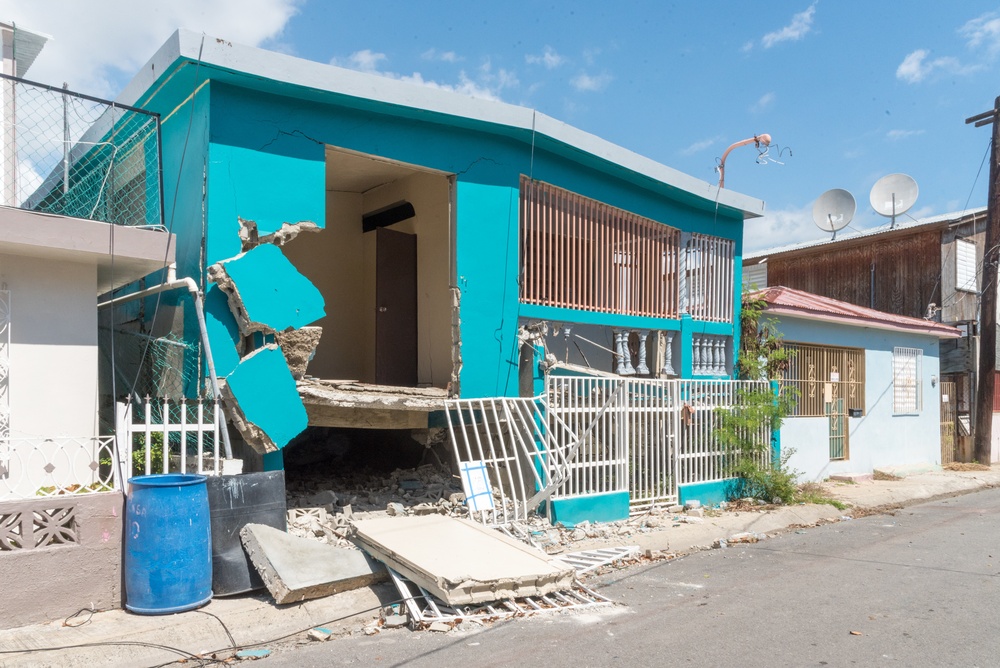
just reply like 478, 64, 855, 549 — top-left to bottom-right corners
718, 133, 771, 189
98, 275, 233, 459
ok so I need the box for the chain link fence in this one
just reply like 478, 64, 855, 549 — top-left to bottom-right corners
1, 72, 161, 227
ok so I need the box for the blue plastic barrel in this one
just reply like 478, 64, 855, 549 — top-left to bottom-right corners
125, 474, 213, 614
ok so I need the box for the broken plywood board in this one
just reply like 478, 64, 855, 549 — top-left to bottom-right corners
240, 523, 386, 604
222, 346, 308, 453
352, 514, 576, 606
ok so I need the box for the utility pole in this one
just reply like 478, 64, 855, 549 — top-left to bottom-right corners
966, 97, 1000, 465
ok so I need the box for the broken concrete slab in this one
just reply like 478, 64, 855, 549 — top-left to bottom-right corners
203, 283, 244, 377
240, 218, 320, 252
297, 379, 448, 430
275, 326, 322, 379
352, 515, 576, 606
222, 346, 308, 453
209, 243, 325, 336
240, 523, 386, 605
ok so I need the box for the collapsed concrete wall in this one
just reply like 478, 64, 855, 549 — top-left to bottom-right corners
208, 231, 326, 454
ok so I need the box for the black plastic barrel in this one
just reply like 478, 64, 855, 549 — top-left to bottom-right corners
206, 471, 287, 596
125, 474, 212, 614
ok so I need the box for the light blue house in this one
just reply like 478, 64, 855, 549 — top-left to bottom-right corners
116, 31, 765, 491
753, 286, 960, 481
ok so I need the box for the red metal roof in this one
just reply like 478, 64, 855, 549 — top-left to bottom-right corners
748, 286, 961, 339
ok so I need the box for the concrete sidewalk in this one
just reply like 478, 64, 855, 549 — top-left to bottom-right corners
2, 466, 997, 668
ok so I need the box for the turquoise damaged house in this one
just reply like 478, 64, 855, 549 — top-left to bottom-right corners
115, 31, 766, 514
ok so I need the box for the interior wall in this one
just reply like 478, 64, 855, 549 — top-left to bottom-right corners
284, 191, 365, 380
363, 171, 452, 388
284, 169, 452, 388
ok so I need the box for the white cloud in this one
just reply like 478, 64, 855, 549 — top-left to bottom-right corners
751, 92, 775, 113
421, 48, 460, 63
961, 12, 1000, 56
570, 72, 612, 92
5, 0, 302, 98
744, 203, 824, 253
761, 3, 817, 49
896, 48, 977, 83
340, 49, 387, 73
526, 46, 565, 69
333, 51, 517, 102
679, 136, 722, 157
886, 128, 925, 140
741, 40, 755, 54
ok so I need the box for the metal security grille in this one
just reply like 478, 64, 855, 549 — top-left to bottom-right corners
827, 398, 848, 460
686, 234, 735, 323
0, 73, 161, 227
783, 343, 865, 417
519, 176, 681, 318
892, 347, 922, 414
940, 381, 956, 465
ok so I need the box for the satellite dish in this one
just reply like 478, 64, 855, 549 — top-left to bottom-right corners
812, 188, 856, 240
870, 173, 918, 228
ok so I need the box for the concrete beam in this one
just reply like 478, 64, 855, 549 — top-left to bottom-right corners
0, 206, 175, 294
240, 523, 386, 605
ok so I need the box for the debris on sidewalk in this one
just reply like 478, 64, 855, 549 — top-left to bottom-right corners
352, 515, 576, 605
306, 627, 333, 642
236, 648, 273, 660
549, 546, 640, 574
240, 523, 386, 604
387, 567, 615, 628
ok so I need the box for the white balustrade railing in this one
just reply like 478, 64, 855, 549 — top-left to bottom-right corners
0, 436, 116, 500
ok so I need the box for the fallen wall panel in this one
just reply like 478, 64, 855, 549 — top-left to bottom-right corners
352, 514, 575, 606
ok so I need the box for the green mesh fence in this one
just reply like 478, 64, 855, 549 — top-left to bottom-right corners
1, 73, 161, 227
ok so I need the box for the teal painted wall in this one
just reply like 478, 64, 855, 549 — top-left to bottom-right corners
138, 63, 748, 403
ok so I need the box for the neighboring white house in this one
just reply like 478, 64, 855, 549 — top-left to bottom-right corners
752, 286, 961, 482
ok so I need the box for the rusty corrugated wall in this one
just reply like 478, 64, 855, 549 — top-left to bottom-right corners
765, 230, 941, 319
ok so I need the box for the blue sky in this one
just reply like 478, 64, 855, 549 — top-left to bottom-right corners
10, 1, 1000, 252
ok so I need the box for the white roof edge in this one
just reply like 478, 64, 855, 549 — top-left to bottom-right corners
118, 29, 764, 219
773, 309, 961, 340
0, 21, 52, 77
745, 207, 988, 260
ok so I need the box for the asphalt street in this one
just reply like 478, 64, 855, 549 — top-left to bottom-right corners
256, 488, 1000, 667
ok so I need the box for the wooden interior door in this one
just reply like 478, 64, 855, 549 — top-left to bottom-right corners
375, 227, 417, 386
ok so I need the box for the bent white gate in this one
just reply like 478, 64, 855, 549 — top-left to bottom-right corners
445, 378, 773, 525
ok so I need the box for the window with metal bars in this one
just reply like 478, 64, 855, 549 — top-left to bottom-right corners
519, 176, 681, 318
781, 342, 865, 418
685, 234, 735, 323
892, 347, 922, 414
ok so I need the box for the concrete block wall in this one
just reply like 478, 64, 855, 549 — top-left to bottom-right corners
0, 492, 124, 628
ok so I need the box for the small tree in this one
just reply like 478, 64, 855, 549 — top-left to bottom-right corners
715, 290, 798, 503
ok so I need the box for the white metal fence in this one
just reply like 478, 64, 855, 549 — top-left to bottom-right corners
115, 398, 224, 479
446, 377, 773, 524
